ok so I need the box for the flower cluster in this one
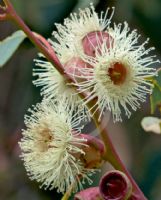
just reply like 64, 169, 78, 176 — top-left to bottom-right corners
33, 4, 115, 118
33, 3, 158, 122
20, 3, 158, 196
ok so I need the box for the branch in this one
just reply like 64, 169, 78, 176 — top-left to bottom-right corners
1, 1, 147, 199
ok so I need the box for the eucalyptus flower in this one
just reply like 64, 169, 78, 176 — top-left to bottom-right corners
75, 22, 159, 121
19, 100, 95, 193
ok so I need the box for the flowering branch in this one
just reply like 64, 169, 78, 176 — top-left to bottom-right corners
1, 0, 148, 199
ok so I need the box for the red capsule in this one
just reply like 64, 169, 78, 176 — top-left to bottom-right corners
99, 170, 132, 200
82, 31, 113, 57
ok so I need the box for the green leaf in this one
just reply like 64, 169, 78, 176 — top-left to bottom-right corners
0, 30, 26, 67
150, 68, 161, 113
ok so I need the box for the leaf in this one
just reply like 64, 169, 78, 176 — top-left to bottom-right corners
0, 30, 26, 67
141, 116, 161, 134
150, 68, 161, 114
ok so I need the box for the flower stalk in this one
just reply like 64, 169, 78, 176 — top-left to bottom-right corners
1, 0, 147, 199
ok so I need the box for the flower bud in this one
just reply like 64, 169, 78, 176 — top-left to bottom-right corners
99, 170, 132, 200
82, 31, 113, 57
79, 134, 105, 169
74, 187, 103, 200
64, 57, 92, 77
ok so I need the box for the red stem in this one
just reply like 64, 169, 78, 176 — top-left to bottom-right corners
32, 32, 55, 53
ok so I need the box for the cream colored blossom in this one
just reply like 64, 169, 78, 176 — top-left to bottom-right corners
19, 100, 95, 193
75, 22, 159, 121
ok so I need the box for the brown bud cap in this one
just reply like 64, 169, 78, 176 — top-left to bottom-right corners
79, 134, 105, 169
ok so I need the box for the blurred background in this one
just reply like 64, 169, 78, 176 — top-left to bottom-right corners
0, 0, 161, 199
